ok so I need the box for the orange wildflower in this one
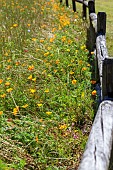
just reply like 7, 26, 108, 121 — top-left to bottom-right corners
28, 65, 34, 71
92, 90, 97, 96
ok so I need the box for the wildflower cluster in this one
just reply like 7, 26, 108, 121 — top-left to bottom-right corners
0, 0, 95, 169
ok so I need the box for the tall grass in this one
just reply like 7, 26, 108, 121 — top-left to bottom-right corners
0, 0, 95, 169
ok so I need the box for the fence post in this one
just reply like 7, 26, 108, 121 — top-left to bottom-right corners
72, 0, 76, 12
88, 0, 95, 14
83, 0, 87, 19
66, 0, 69, 7
60, 0, 62, 4
97, 12, 106, 35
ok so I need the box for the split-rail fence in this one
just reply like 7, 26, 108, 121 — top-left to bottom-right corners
60, 0, 113, 169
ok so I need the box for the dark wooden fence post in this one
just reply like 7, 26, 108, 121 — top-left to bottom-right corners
88, 0, 95, 14
72, 0, 76, 12
66, 0, 69, 7
83, 0, 87, 19
60, 0, 62, 4
97, 12, 106, 35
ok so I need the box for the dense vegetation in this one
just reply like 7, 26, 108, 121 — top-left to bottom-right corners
0, 0, 98, 169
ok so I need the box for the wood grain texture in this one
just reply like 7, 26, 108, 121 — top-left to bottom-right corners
78, 101, 113, 170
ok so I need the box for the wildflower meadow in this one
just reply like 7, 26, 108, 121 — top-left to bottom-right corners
0, 0, 97, 169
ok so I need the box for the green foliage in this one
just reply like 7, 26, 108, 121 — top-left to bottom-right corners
0, 0, 95, 169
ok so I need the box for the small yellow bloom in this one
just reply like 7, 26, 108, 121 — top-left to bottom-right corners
0, 79, 3, 84
13, 106, 19, 115
7, 59, 11, 63
82, 67, 87, 71
80, 45, 86, 50
70, 71, 74, 75
5, 82, 10, 86
72, 79, 77, 85
27, 24, 31, 27
44, 52, 50, 57
0, 93, 6, 98
22, 104, 28, 108
0, 111, 3, 115
30, 89, 36, 93
55, 59, 60, 64
32, 38, 37, 41
37, 103, 43, 107
4, 52, 8, 56
28, 75, 32, 80
13, 24, 18, 27
61, 36, 66, 42
28, 65, 34, 71
6, 88, 13, 93
59, 124, 67, 130
40, 39, 44, 43
81, 92, 85, 98
35, 136, 38, 142
6, 65, 12, 70
92, 90, 97, 96
32, 78, 36, 82
46, 111, 52, 115
44, 89, 49, 93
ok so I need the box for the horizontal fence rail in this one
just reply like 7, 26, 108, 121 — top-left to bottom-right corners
60, 0, 113, 169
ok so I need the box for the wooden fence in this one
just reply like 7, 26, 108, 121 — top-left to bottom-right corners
60, 0, 113, 169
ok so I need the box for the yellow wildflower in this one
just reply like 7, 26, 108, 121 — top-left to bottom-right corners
0, 79, 3, 84
61, 36, 66, 42
35, 136, 38, 142
30, 89, 36, 93
22, 104, 29, 108
32, 78, 36, 82
82, 67, 87, 71
92, 90, 97, 96
40, 39, 44, 43
70, 71, 74, 75
44, 89, 49, 93
55, 59, 60, 64
32, 38, 37, 41
0, 94, 6, 98
80, 45, 86, 50
0, 111, 3, 116
44, 52, 50, 57
28, 75, 32, 80
27, 24, 31, 27
13, 24, 18, 27
6, 88, 13, 93
13, 106, 19, 115
46, 111, 52, 115
4, 52, 8, 56
5, 82, 10, 86
59, 124, 67, 130
72, 79, 77, 85
37, 103, 43, 107
28, 65, 34, 71
6, 65, 12, 70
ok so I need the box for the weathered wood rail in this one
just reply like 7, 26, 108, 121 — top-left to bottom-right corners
60, 0, 113, 169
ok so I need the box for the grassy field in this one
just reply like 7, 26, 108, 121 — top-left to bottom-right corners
0, 0, 110, 169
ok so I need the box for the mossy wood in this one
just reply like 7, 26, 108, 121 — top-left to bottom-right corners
78, 101, 113, 170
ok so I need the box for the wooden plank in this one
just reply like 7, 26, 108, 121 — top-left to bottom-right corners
82, 0, 87, 19
72, 0, 76, 12
78, 100, 113, 170
66, 0, 69, 7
